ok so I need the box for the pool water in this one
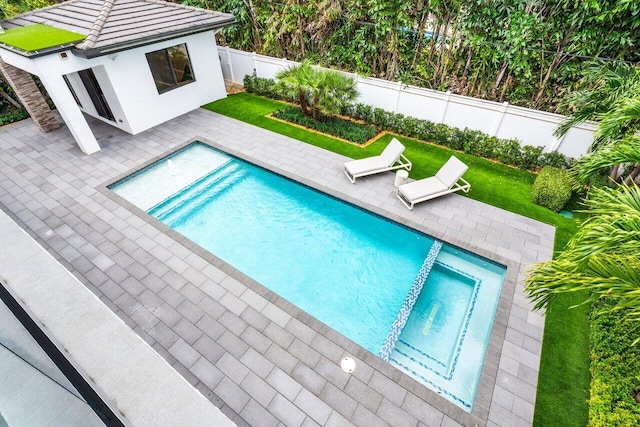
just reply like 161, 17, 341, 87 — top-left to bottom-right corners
109, 142, 506, 411
150, 157, 434, 352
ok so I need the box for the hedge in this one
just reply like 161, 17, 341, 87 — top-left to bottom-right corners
0, 109, 29, 127
589, 300, 640, 426
531, 166, 572, 211
272, 106, 377, 144
243, 75, 572, 171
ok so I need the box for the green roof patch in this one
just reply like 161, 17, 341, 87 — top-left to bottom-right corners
0, 24, 85, 53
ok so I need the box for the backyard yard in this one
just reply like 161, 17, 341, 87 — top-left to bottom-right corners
203, 92, 590, 427
2, 1, 638, 426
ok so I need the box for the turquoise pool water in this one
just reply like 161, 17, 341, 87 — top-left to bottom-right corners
110, 142, 506, 411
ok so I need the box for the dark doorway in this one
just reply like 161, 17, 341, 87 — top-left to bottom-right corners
78, 68, 114, 121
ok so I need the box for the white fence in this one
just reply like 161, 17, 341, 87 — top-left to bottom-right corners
218, 47, 595, 158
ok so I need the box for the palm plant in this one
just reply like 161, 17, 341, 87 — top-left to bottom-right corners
275, 60, 315, 117
556, 62, 640, 185
525, 184, 640, 321
275, 61, 358, 121
315, 69, 358, 118
573, 136, 640, 185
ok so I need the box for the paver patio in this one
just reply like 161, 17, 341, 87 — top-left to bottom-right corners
0, 108, 553, 427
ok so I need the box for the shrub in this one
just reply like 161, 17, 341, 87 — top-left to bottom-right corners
495, 138, 522, 166
589, 300, 640, 426
531, 166, 573, 211
0, 109, 29, 127
243, 75, 291, 101
520, 145, 545, 170
351, 103, 374, 122
273, 106, 378, 144
539, 150, 572, 169
462, 130, 496, 158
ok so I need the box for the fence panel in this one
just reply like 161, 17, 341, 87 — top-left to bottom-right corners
219, 47, 595, 157
396, 87, 447, 123
445, 96, 501, 135
354, 77, 399, 113
498, 107, 563, 148
557, 127, 595, 158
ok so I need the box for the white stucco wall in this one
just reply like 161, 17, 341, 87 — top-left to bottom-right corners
0, 31, 227, 136
94, 32, 227, 134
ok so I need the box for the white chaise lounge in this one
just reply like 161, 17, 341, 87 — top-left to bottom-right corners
397, 156, 471, 210
344, 138, 412, 183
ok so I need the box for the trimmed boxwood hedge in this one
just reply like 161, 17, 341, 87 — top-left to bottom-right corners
272, 106, 378, 144
589, 300, 640, 426
244, 75, 572, 171
531, 166, 572, 211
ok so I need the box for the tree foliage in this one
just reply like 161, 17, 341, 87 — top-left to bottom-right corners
556, 63, 640, 148
555, 62, 640, 185
185, 0, 640, 111
573, 137, 640, 186
525, 184, 640, 322
0, 0, 51, 19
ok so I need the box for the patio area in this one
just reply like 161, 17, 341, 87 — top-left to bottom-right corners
0, 108, 553, 427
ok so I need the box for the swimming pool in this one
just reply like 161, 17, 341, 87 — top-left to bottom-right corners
109, 142, 505, 411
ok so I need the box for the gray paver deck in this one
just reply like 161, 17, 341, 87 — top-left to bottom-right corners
0, 107, 553, 427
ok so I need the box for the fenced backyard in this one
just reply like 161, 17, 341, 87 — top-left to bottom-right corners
218, 46, 596, 159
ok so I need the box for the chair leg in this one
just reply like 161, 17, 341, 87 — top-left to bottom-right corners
344, 168, 356, 184
396, 190, 414, 210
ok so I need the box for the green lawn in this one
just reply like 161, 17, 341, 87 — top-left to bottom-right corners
0, 24, 85, 52
202, 92, 590, 426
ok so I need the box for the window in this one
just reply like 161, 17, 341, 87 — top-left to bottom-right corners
145, 44, 195, 93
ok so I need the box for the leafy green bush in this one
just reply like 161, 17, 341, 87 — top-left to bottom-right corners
0, 109, 29, 126
273, 106, 378, 144
520, 145, 545, 170
244, 75, 295, 102
538, 150, 572, 169
589, 300, 640, 426
531, 166, 572, 211
243, 75, 573, 171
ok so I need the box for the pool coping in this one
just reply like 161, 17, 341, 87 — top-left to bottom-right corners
99, 136, 524, 426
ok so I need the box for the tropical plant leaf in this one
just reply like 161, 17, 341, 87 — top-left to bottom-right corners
571, 137, 640, 184
525, 184, 640, 321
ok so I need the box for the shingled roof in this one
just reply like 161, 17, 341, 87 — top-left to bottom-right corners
1, 0, 235, 58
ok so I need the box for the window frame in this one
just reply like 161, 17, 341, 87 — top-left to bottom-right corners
62, 74, 82, 107
145, 43, 195, 94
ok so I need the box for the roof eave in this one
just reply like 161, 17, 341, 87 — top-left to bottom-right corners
0, 42, 76, 59
71, 18, 237, 59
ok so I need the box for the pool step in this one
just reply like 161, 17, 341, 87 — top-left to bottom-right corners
389, 344, 451, 399
390, 338, 449, 378
150, 161, 246, 224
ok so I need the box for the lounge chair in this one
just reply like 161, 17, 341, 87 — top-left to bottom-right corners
344, 138, 412, 183
396, 156, 470, 210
